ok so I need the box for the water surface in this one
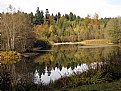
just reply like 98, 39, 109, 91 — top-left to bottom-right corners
1, 45, 121, 89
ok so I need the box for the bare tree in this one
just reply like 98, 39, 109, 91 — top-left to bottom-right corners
0, 6, 35, 51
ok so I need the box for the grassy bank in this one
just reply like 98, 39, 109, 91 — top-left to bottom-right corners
81, 39, 110, 45
12, 78, 121, 91
56, 81, 121, 91
52, 39, 111, 46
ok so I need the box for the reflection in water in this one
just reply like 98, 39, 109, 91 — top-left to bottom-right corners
34, 70, 40, 84
33, 45, 121, 84
1, 45, 121, 90
34, 62, 105, 84
0, 58, 36, 90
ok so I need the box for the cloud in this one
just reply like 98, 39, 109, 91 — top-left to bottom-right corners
0, 0, 121, 18
108, 0, 121, 5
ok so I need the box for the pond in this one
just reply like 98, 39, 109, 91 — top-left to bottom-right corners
1, 45, 121, 90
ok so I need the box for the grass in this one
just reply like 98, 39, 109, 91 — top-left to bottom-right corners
82, 39, 110, 45
56, 81, 121, 91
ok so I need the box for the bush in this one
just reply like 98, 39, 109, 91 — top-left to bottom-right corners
0, 51, 21, 64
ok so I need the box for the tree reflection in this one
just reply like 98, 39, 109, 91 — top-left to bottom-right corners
32, 45, 120, 85
0, 66, 12, 91
34, 45, 121, 69
0, 58, 36, 90
1, 45, 121, 90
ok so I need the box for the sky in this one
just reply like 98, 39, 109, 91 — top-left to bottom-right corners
0, 0, 121, 18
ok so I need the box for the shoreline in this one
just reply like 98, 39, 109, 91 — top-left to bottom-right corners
52, 42, 84, 45
51, 39, 116, 46
52, 42, 114, 46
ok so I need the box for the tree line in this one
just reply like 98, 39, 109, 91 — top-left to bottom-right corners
31, 7, 121, 43
0, 6, 121, 52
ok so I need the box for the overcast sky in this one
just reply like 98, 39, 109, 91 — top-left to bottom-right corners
0, 0, 121, 18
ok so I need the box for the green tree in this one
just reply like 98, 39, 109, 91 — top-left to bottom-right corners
45, 9, 50, 21
35, 7, 41, 25
106, 17, 121, 43
69, 12, 74, 21
54, 14, 58, 22
57, 12, 61, 20
35, 7, 44, 25
65, 14, 69, 20
40, 10, 44, 24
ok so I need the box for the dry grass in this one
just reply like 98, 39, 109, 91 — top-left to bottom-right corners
82, 39, 110, 45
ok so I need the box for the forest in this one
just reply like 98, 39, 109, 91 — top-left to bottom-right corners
0, 6, 121, 52
0, 6, 121, 91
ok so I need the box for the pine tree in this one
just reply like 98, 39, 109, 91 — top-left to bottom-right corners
65, 14, 69, 20
57, 12, 61, 20
54, 14, 58, 22
69, 12, 74, 21
35, 7, 41, 25
45, 9, 50, 21
40, 10, 44, 24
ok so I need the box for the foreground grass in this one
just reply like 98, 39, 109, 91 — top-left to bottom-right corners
56, 81, 121, 91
